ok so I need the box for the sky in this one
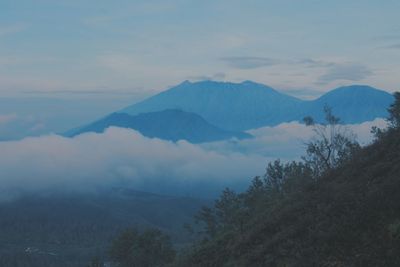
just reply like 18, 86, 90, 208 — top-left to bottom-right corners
1, 0, 400, 99
0, 1, 395, 197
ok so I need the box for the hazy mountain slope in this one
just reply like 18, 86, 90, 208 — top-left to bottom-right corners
0, 189, 210, 267
120, 81, 393, 131
306, 85, 394, 123
66, 109, 251, 143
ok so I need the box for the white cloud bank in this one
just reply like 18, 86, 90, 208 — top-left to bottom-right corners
0, 128, 266, 199
0, 119, 387, 200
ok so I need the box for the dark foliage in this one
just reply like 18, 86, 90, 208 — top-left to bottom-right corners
178, 100, 400, 266
109, 228, 176, 267
388, 92, 400, 128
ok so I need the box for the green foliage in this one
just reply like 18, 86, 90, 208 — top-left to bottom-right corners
109, 228, 176, 267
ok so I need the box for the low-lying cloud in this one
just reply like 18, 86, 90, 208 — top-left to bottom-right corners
0, 128, 266, 200
0, 119, 386, 200
202, 119, 387, 158
0, 113, 46, 141
221, 56, 279, 69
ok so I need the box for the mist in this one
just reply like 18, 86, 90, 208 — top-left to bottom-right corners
0, 127, 266, 200
0, 119, 386, 200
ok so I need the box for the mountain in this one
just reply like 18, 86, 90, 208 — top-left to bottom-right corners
68, 81, 394, 141
66, 109, 252, 143
306, 85, 394, 123
121, 80, 303, 131
120, 81, 393, 131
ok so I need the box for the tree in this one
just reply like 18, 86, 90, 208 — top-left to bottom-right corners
195, 206, 218, 238
195, 188, 246, 238
263, 160, 313, 195
214, 188, 241, 227
303, 105, 360, 177
265, 160, 285, 192
109, 228, 175, 267
388, 92, 400, 129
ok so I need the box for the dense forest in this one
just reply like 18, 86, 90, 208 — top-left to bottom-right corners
100, 93, 400, 267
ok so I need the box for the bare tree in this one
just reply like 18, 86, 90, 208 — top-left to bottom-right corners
303, 105, 360, 177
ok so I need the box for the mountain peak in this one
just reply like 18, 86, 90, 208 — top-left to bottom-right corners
120, 80, 301, 130
179, 80, 192, 86
241, 80, 261, 85
178, 79, 269, 87
333, 84, 385, 92
318, 84, 392, 100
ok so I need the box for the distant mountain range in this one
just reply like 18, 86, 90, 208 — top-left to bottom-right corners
121, 81, 393, 130
68, 80, 394, 142
66, 109, 251, 143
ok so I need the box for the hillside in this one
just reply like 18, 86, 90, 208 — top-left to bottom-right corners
0, 189, 210, 267
177, 108, 400, 266
66, 109, 251, 143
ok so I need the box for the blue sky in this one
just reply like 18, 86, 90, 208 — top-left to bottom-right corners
1, 0, 400, 98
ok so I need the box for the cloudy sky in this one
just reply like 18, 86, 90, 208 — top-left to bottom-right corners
1, 0, 400, 98
0, 1, 396, 197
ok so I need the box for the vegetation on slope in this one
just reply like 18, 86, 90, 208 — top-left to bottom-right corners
173, 93, 400, 266
91, 93, 400, 267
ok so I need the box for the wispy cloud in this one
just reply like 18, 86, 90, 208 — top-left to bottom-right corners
371, 31, 400, 50
221, 56, 279, 69
0, 114, 17, 124
317, 63, 373, 84
186, 72, 226, 81
21, 88, 145, 96
0, 23, 27, 37
372, 33, 400, 41
297, 58, 336, 68
380, 43, 400, 50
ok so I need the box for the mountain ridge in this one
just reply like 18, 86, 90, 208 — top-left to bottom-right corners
66, 109, 252, 143
68, 81, 394, 142
120, 81, 393, 130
